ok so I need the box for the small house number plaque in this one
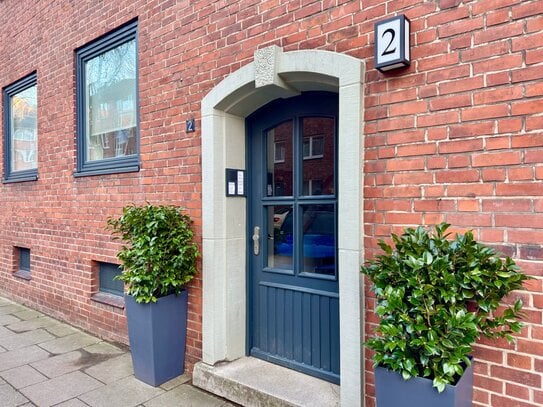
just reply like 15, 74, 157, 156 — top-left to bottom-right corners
374, 15, 411, 72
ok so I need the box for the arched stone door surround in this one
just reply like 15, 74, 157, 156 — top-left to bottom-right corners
200, 46, 364, 405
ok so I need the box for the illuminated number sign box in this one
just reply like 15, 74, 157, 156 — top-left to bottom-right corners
374, 15, 411, 72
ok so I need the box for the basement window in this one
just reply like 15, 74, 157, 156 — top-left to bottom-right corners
14, 247, 31, 280
91, 261, 125, 309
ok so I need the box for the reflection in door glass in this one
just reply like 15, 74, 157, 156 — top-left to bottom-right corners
302, 204, 336, 275
302, 117, 335, 196
266, 121, 293, 197
267, 205, 293, 270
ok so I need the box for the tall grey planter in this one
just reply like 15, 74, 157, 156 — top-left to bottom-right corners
374, 359, 473, 407
125, 290, 188, 386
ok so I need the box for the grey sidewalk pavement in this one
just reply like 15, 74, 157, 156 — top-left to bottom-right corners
0, 296, 237, 407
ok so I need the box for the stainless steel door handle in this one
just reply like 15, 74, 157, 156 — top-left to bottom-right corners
252, 226, 260, 255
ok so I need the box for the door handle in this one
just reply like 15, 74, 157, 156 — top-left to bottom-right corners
252, 226, 260, 255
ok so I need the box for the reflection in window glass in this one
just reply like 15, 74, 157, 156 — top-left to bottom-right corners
10, 85, 37, 172
85, 40, 137, 162
266, 121, 293, 197
302, 118, 335, 196
302, 204, 336, 275
267, 205, 293, 270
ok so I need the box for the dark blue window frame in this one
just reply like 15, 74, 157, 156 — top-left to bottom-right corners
99, 262, 124, 296
75, 20, 140, 177
3, 72, 38, 183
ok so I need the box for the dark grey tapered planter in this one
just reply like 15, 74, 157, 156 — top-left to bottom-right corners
125, 290, 188, 386
374, 359, 473, 407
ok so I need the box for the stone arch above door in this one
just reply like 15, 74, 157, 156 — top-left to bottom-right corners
200, 46, 364, 406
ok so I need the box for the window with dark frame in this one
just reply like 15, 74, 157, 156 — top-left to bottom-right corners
75, 20, 139, 176
15, 247, 31, 279
99, 262, 124, 297
3, 73, 38, 183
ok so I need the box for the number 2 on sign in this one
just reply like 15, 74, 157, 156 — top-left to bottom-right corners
381, 28, 396, 56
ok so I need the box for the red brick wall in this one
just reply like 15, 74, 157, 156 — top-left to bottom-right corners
362, 1, 543, 406
0, 1, 541, 405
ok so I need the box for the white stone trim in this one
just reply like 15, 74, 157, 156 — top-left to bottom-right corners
201, 46, 364, 406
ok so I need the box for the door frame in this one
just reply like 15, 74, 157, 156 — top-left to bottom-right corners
201, 46, 364, 405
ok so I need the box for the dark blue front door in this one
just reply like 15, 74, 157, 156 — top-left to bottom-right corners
247, 92, 340, 384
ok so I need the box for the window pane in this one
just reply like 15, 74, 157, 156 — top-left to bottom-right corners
302, 117, 335, 196
85, 40, 137, 162
99, 262, 124, 296
268, 205, 293, 270
10, 86, 37, 172
19, 247, 31, 272
302, 204, 336, 275
266, 121, 293, 197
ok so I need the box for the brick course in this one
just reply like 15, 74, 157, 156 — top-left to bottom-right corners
0, 0, 542, 405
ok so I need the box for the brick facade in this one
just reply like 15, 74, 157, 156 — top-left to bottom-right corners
0, 1, 541, 405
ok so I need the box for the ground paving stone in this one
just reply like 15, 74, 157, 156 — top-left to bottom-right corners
158, 373, 191, 391
0, 345, 51, 372
20, 370, 103, 407
55, 399, 91, 407
0, 325, 15, 338
0, 314, 21, 325
7, 316, 59, 333
84, 352, 133, 384
38, 332, 101, 354
144, 384, 232, 407
0, 364, 48, 389
31, 350, 105, 378
0, 328, 56, 350
84, 341, 125, 355
44, 322, 80, 338
0, 383, 30, 407
79, 375, 164, 407
12, 309, 42, 320
0, 305, 27, 315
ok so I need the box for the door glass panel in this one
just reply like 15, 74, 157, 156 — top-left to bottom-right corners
302, 117, 335, 196
266, 121, 293, 197
302, 204, 336, 276
267, 205, 293, 270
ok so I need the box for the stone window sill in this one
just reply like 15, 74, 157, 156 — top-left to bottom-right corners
13, 270, 31, 280
91, 292, 125, 309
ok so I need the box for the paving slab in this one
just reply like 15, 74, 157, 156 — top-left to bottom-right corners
39, 332, 102, 354
0, 325, 16, 339
144, 384, 232, 407
7, 316, 59, 333
0, 345, 51, 372
0, 364, 48, 389
84, 341, 125, 355
54, 399, 90, 407
12, 309, 42, 320
20, 370, 103, 407
31, 350, 105, 378
0, 328, 56, 350
79, 375, 164, 407
84, 352, 133, 384
158, 373, 191, 391
44, 323, 81, 338
0, 297, 13, 306
0, 304, 27, 315
0, 383, 30, 407
0, 314, 21, 325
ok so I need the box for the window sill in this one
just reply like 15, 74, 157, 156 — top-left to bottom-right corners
13, 270, 31, 280
74, 164, 140, 178
91, 292, 125, 309
3, 173, 38, 183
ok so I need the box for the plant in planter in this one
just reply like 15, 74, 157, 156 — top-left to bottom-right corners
107, 203, 199, 386
361, 223, 530, 407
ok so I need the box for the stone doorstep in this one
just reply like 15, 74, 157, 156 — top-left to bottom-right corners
193, 357, 340, 407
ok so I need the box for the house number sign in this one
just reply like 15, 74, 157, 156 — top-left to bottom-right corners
374, 15, 411, 72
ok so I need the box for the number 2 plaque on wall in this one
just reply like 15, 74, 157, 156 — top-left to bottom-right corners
374, 14, 411, 72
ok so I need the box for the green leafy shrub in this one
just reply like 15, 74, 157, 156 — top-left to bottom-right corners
107, 203, 199, 303
361, 223, 530, 392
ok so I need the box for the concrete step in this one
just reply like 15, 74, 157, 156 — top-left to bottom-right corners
193, 357, 340, 407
